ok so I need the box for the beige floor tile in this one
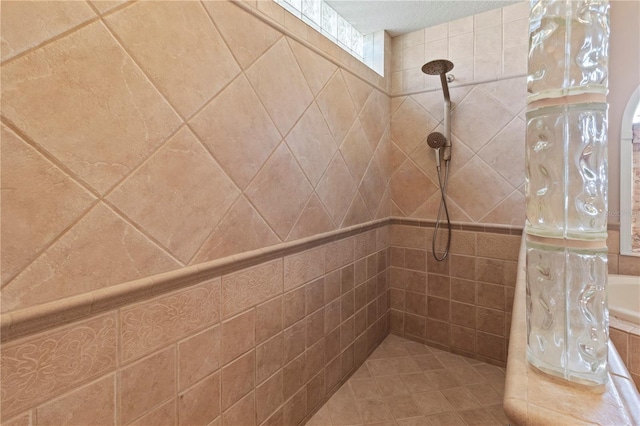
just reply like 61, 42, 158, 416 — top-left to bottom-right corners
350, 379, 383, 400
465, 383, 502, 406
412, 391, 453, 416
424, 370, 463, 390
375, 375, 409, 397
457, 407, 502, 426
399, 373, 433, 393
440, 387, 481, 411
449, 366, 486, 386
355, 398, 395, 424
316, 336, 506, 426
328, 386, 363, 426
412, 355, 446, 371
307, 406, 333, 425
425, 412, 467, 426
384, 395, 423, 420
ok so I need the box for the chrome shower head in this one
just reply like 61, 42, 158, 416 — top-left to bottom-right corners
427, 132, 446, 149
422, 59, 454, 103
421, 59, 454, 75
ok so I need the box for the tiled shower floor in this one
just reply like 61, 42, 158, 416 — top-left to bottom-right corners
308, 335, 509, 426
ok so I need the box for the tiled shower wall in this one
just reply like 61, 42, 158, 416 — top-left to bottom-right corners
389, 1, 529, 227
0, 229, 391, 425
388, 224, 521, 367
1, 0, 391, 313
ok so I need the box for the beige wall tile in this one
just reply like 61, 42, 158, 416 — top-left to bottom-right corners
107, 126, 239, 262
130, 400, 176, 426
288, 38, 337, 96
178, 326, 221, 391
477, 233, 521, 261
221, 309, 255, 365
1, 0, 96, 62
222, 391, 255, 426
106, 1, 239, 118
316, 153, 358, 225
476, 307, 505, 336
283, 354, 306, 400
1, 314, 117, 420
120, 347, 176, 424
1, 22, 181, 195
283, 287, 306, 329
341, 119, 374, 184
284, 320, 306, 363
0, 125, 95, 284
256, 333, 284, 384
191, 196, 280, 264
286, 102, 337, 186
246, 38, 313, 135
221, 350, 255, 410
36, 375, 114, 426
286, 195, 336, 241
204, 1, 281, 69
391, 159, 437, 216
178, 372, 221, 426
2, 413, 31, 426
189, 74, 280, 190
284, 246, 325, 291
256, 371, 283, 424
307, 308, 325, 347
391, 98, 438, 155
316, 71, 358, 145
326, 238, 355, 272
221, 259, 283, 318
255, 297, 282, 344
3, 204, 179, 313
245, 144, 313, 239
121, 278, 220, 363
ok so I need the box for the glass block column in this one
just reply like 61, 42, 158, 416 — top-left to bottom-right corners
525, 0, 610, 387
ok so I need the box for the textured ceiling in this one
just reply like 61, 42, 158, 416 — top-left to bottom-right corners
325, 0, 521, 36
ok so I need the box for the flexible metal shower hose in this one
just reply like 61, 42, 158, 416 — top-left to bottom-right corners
432, 161, 452, 261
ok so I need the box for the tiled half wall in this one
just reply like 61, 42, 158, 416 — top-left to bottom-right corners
0, 227, 392, 425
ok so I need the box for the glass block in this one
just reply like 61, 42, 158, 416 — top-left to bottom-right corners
526, 106, 566, 237
526, 240, 608, 386
566, 103, 608, 238
321, 2, 338, 40
337, 15, 351, 48
302, 0, 321, 27
351, 28, 363, 59
526, 103, 608, 239
528, 0, 609, 101
281, 0, 302, 17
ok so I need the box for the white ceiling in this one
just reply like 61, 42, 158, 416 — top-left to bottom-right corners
325, 0, 521, 36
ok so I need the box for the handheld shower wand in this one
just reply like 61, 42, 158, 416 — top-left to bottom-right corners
422, 59, 454, 262
427, 132, 446, 169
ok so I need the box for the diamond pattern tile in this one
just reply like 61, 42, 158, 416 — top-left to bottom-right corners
391, 98, 439, 155
478, 118, 525, 188
316, 153, 358, 225
189, 75, 281, 190
246, 38, 313, 135
105, 1, 240, 118
341, 119, 374, 184
288, 37, 337, 96
391, 159, 438, 216
359, 160, 387, 217
191, 196, 280, 264
286, 102, 337, 186
204, 0, 282, 69
447, 156, 514, 221
245, 143, 313, 239
316, 71, 358, 145
360, 90, 391, 150
343, 70, 373, 114
343, 192, 372, 227
107, 127, 239, 263
410, 127, 474, 185
1, 125, 96, 284
1, 22, 182, 195
2, 203, 179, 312
286, 194, 336, 241
451, 88, 513, 153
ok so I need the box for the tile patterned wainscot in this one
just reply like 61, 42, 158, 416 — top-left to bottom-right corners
0, 225, 391, 425
504, 237, 640, 425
